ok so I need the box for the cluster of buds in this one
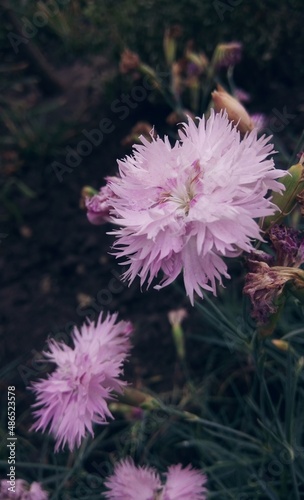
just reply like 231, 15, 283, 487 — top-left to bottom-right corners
119, 33, 247, 125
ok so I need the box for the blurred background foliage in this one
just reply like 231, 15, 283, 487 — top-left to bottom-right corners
0, 0, 303, 167
0, 2, 304, 498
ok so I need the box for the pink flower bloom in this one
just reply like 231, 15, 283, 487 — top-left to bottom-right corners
104, 458, 162, 500
104, 458, 207, 500
0, 479, 48, 499
86, 177, 117, 225
163, 464, 208, 500
107, 111, 285, 303
30, 313, 132, 452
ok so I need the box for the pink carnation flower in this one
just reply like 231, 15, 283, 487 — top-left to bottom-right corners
0, 479, 48, 499
104, 458, 162, 500
107, 111, 285, 303
104, 458, 207, 500
30, 313, 132, 452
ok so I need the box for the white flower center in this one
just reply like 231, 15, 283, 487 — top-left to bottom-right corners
159, 161, 201, 216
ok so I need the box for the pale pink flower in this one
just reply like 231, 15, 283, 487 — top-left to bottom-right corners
30, 313, 132, 452
0, 479, 48, 499
104, 458, 162, 500
104, 458, 207, 500
86, 177, 117, 225
106, 111, 285, 303
163, 464, 208, 500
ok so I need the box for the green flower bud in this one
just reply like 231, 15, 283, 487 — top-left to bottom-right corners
262, 162, 304, 229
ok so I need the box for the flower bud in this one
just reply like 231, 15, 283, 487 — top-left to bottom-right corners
121, 387, 161, 410
85, 178, 116, 225
119, 49, 141, 74
185, 50, 209, 75
212, 86, 254, 134
271, 339, 289, 351
163, 25, 182, 65
262, 162, 304, 229
168, 308, 187, 361
212, 42, 242, 68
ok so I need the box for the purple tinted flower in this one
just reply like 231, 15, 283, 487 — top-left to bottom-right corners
86, 177, 117, 225
243, 260, 288, 324
30, 312, 132, 452
107, 111, 285, 303
214, 42, 242, 68
104, 458, 207, 500
0, 479, 48, 499
269, 225, 304, 267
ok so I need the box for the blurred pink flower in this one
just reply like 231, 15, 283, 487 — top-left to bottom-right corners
104, 458, 207, 500
0, 479, 48, 499
107, 111, 285, 303
30, 312, 132, 452
85, 177, 117, 225
163, 464, 208, 499
104, 458, 162, 500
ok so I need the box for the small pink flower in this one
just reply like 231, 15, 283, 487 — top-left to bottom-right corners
30, 313, 132, 452
106, 111, 285, 303
0, 479, 48, 499
104, 458, 207, 500
86, 177, 117, 225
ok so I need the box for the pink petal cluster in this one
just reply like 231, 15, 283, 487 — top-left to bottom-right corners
104, 458, 207, 500
30, 312, 132, 452
0, 479, 48, 499
86, 177, 117, 225
106, 111, 285, 303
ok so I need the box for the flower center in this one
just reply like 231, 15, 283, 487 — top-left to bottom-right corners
159, 160, 201, 216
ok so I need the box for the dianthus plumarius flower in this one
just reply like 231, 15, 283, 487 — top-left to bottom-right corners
0, 479, 48, 499
104, 458, 207, 500
30, 312, 132, 452
105, 111, 285, 303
